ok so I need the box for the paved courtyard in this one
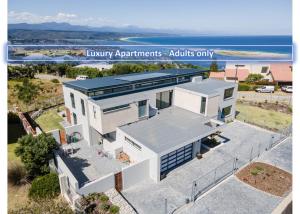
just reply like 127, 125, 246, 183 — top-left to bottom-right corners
122, 121, 287, 214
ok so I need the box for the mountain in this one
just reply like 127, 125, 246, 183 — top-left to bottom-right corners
8, 22, 197, 35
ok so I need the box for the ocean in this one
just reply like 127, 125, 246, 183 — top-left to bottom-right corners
123, 35, 293, 67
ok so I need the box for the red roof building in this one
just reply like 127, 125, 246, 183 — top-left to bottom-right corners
269, 63, 292, 84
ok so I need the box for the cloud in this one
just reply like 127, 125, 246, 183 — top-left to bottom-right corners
8, 11, 117, 27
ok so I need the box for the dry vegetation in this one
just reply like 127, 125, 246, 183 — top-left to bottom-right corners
236, 162, 292, 197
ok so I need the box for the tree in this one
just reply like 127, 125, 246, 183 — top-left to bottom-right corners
15, 133, 58, 177
14, 78, 40, 105
245, 74, 264, 83
210, 61, 218, 72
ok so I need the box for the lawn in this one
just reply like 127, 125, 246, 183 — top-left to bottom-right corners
8, 78, 63, 112
236, 102, 292, 131
35, 109, 64, 132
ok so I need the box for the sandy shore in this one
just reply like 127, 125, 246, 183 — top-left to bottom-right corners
214, 49, 290, 58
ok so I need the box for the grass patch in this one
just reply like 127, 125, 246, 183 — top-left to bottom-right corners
35, 109, 64, 132
8, 79, 63, 112
236, 103, 292, 131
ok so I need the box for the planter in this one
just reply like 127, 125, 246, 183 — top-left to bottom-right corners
196, 153, 202, 159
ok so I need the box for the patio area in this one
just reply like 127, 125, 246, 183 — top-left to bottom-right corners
59, 139, 127, 187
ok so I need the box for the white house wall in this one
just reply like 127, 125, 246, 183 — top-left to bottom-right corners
173, 89, 202, 114
116, 128, 160, 182
122, 159, 150, 190
63, 86, 91, 144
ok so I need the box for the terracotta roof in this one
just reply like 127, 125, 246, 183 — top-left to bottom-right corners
269, 63, 292, 82
225, 69, 249, 81
209, 71, 225, 79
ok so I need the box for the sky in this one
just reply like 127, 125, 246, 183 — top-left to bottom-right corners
8, 0, 292, 35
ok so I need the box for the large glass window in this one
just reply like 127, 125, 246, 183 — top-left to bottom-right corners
156, 90, 173, 110
221, 105, 232, 118
138, 100, 147, 118
70, 93, 75, 108
73, 113, 77, 125
81, 99, 85, 116
224, 87, 234, 100
200, 97, 206, 114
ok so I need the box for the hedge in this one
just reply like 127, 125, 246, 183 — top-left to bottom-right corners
238, 83, 278, 91
29, 173, 60, 200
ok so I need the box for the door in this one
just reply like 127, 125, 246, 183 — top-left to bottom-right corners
160, 143, 193, 179
114, 172, 123, 192
66, 107, 71, 124
59, 130, 67, 145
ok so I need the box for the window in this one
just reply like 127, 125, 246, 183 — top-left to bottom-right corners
70, 93, 75, 108
125, 137, 141, 151
138, 100, 147, 118
73, 113, 77, 125
103, 104, 130, 113
81, 99, 85, 116
200, 97, 206, 114
93, 106, 97, 118
156, 90, 173, 110
261, 66, 269, 73
224, 87, 234, 100
221, 106, 232, 118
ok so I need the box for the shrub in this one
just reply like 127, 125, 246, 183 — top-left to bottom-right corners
51, 78, 60, 83
28, 173, 60, 200
100, 203, 110, 212
245, 74, 264, 83
109, 205, 120, 214
8, 163, 27, 186
238, 83, 251, 91
15, 133, 58, 177
99, 194, 109, 202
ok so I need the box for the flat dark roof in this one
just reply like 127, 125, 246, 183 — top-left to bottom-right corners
63, 69, 206, 92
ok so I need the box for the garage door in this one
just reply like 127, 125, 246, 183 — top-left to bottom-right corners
160, 143, 193, 179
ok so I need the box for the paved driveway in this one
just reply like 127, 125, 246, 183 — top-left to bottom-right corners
178, 138, 292, 214
122, 121, 283, 214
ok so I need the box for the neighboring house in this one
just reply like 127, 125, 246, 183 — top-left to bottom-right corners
53, 69, 237, 205
269, 63, 293, 85
210, 68, 249, 82
210, 63, 292, 84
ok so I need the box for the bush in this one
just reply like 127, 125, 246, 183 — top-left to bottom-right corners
8, 163, 27, 186
238, 83, 251, 91
100, 203, 110, 212
99, 194, 109, 202
238, 83, 261, 91
245, 74, 264, 83
29, 173, 60, 200
15, 133, 58, 177
51, 78, 60, 83
109, 205, 120, 214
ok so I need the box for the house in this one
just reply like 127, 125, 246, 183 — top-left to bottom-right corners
210, 68, 249, 82
210, 63, 292, 84
53, 69, 237, 205
269, 63, 293, 85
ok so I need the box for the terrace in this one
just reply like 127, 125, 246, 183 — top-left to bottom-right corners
58, 139, 127, 187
